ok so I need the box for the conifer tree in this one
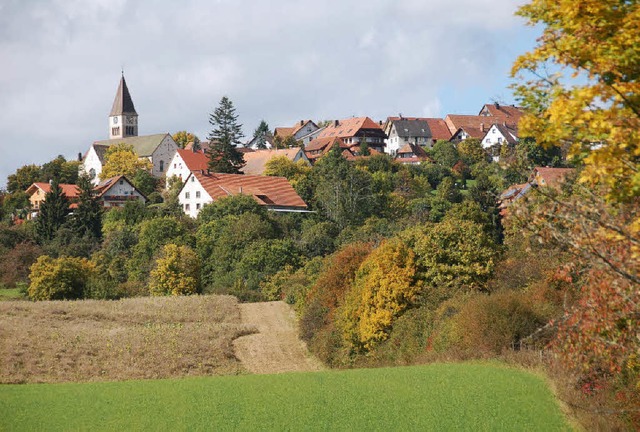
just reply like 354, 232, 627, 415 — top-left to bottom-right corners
36, 178, 69, 243
253, 120, 270, 149
71, 175, 103, 239
207, 96, 245, 173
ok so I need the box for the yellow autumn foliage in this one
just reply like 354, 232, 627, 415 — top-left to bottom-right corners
101, 144, 153, 180
512, 0, 640, 212
149, 244, 200, 296
28, 255, 96, 300
340, 239, 418, 352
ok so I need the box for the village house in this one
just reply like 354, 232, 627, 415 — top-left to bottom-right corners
166, 148, 210, 183
26, 182, 80, 219
80, 75, 178, 184
273, 120, 320, 147
395, 143, 432, 165
304, 137, 381, 163
499, 166, 575, 214
178, 171, 308, 218
93, 175, 147, 208
241, 148, 310, 176
481, 123, 519, 161
383, 117, 451, 154
246, 132, 275, 150
315, 117, 387, 154
25, 175, 146, 218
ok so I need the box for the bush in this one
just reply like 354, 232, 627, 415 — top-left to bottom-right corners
447, 291, 547, 355
27, 255, 95, 300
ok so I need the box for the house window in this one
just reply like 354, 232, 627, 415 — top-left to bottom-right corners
196, 203, 201, 210
196, 191, 201, 198
89, 168, 96, 179
119, 180, 124, 185
111, 127, 120, 136
159, 161, 164, 172
174, 163, 177, 168
185, 192, 190, 199
191, 176, 195, 182
185, 204, 190, 211
497, 137, 503, 143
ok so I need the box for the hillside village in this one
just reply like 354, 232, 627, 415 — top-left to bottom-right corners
19, 75, 553, 221
2, 0, 639, 427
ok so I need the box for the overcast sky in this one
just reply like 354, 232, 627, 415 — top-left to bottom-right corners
0, 0, 538, 187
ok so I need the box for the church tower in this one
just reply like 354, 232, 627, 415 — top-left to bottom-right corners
109, 74, 138, 139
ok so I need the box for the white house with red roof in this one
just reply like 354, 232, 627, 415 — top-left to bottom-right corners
94, 175, 147, 208
166, 148, 210, 183
178, 171, 308, 218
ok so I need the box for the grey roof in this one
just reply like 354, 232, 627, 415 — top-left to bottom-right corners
110, 76, 137, 116
93, 133, 170, 158
392, 119, 431, 138
92, 144, 110, 163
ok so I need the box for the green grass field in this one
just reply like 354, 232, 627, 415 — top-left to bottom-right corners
0, 363, 571, 431
0, 287, 25, 301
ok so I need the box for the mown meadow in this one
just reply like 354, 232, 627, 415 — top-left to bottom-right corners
1, 363, 572, 431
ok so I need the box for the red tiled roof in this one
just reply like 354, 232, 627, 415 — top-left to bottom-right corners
317, 117, 383, 139
424, 118, 452, 140
532, 167, 575, 188
305, 137, 344, 152
274, 127, 295, 138
176, 148, 209, 171
241, 148, 306, 175
27, 182, 79, 199
445, 115, 499, 135
479, 104, 524, 122
193, 171, 307, 209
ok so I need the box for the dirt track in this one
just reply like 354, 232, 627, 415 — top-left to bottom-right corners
233, 301, 324, 374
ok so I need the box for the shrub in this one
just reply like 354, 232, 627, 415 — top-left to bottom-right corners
28, 255, 95, 300
340, 238, 418, 352
448, 291, 547, 355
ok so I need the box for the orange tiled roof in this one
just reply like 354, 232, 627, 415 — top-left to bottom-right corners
274, 127, 295, 138
193, 171, 307, 209
445, 115, 499, 135
532, 167, 575, 188
424, 118, 452, 140
242, 148, 305, 175
317, 117, 383, 139
27, 182, 79, 199
479, 103, 524, 122
176, 148, 210, 171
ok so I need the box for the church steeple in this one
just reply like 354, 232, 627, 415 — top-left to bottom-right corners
109, 74, 138, 139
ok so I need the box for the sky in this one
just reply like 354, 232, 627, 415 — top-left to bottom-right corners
0, 0, 540, 188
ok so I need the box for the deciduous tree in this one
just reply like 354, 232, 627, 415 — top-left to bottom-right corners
149, 244, 200, 296
101, 144, 152, 179
28, 255, 95, 300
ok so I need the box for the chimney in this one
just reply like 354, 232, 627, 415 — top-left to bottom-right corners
495, 102, 500, 109
334, 120, 339, 127
379, 120, 383, 126
77, 152, 82, 161
300, 120, 304, 126
239, 186, 243, 194
480, 122, 484, 132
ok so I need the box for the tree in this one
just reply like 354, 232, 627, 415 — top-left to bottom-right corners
196, 194, 266, 223
7, 164, 42, 194
457, 139, 487, 166
359, 137, 371, 156
252, 120, 270, 149
131, 169, 159, 197
35, 178, 69, 243
101, 144, 152, 179
28, 255, 95, 300
264, 156, 311, 187
512, 0, 640, 204
431, 140, 460, 168
313, 144, 376, 229
172, 131, 200, 149
71, 175, 103, 239
340, 239, 418, 352
207, 96, 245, 173
149, 244, 200, 296
41, 156, 79, 185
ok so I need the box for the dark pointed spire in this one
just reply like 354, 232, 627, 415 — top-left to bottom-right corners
110, 75, 137, 116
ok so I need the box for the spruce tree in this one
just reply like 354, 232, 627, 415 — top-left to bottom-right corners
71, 175, 103, 239
253, 120, 270, 149
207, 96, 245, 174
36, 178, 69, 243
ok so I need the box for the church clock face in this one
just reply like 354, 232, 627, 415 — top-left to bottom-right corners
126, 117, 137, 125
113, 117, 118, 124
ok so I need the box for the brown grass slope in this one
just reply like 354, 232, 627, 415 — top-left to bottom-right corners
0, 295, 253, 383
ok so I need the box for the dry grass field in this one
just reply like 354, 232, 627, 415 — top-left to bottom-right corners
0, 295, 253, 383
